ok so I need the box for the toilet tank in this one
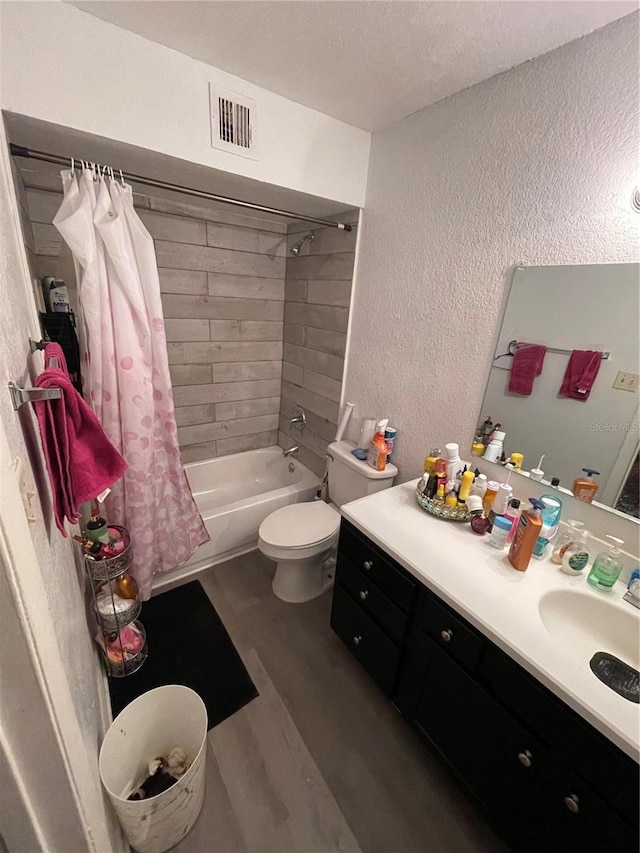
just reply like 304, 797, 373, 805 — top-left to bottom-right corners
327, 441, 398, 507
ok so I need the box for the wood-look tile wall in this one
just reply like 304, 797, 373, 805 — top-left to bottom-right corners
278, 215, 358, 475
15, 157, 287, 464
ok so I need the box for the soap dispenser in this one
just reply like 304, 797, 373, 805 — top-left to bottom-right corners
551, 520, 584, 565
561, 527, 590, 576
572, 468, 600, 503
587, 536, 624, 592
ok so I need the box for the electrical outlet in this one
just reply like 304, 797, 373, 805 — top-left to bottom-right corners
612, 371, 639, 392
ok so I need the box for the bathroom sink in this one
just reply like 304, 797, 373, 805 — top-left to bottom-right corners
539, 589, 640, 671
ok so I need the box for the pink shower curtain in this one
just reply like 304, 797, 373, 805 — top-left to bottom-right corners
53, 168, 208, 598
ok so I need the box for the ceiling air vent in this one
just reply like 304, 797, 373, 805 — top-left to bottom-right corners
209, 85, 258, 160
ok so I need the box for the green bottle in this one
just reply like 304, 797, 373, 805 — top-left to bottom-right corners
587, 536, 624, 592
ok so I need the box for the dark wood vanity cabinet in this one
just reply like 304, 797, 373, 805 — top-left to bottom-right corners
331, 521, 639, 853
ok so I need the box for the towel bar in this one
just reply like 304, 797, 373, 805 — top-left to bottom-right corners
8, 381, 62, 411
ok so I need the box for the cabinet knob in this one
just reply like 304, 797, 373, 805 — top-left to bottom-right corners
563, 794, 580, 814
517, 750, 532, 768
440, 629, 453, 643
363, 560, 373, 571
359, 589, 369, 600
353, 635, 362, 646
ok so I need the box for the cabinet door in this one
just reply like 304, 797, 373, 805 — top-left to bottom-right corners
411, 636, 542, 821
517, 763, 638, 853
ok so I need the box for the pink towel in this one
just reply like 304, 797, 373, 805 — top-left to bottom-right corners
34, 343, 127, 535
508, 343, 547, 395
559, 350, 603, 401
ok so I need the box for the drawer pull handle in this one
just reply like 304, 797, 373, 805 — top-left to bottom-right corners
363, 560, 373, 571
440, 629, 454, 643
563, 794, 580, 814
517, 750, 532, 768
359, 590, 369, 600
353, 635, 362, 646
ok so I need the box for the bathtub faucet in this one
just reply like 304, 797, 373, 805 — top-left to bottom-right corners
283, 445, 299, 458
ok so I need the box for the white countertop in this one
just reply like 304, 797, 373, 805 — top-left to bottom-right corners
341, 481, 640, 762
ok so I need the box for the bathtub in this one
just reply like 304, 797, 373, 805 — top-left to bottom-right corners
153, 447, 319, 591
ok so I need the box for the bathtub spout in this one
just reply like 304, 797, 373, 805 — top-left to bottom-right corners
283, 445, 299, 458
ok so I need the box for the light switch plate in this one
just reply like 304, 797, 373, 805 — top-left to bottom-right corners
612, 371, 639, 392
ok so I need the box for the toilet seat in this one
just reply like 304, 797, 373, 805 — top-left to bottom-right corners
259, 501, 340, 550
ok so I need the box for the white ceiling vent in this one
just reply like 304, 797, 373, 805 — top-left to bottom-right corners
209, 85, 258, 160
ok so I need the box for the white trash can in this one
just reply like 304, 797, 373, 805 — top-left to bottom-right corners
99, 685, 208, 853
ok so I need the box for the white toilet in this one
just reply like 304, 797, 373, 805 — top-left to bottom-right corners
259, 441, 398, 603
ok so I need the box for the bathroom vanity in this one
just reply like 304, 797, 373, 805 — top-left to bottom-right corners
330, 483, 639, 853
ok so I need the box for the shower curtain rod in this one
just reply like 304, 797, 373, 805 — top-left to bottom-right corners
10, 144, 353, 232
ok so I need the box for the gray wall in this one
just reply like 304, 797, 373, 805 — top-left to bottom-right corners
278, 215, 358, 474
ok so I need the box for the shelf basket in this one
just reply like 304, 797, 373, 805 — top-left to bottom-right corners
84, 525, 132, 580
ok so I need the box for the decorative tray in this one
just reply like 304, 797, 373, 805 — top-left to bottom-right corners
415, 485, 471, 522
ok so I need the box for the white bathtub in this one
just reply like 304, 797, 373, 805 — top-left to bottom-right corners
153, 447, 319, 592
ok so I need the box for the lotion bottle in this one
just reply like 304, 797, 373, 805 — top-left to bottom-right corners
508, 498, 544, 572
561, 528, 590, 576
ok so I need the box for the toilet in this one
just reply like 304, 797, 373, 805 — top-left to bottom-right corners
259, 441, 397, 603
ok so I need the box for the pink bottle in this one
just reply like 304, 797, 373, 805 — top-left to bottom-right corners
505, 498, 522, 545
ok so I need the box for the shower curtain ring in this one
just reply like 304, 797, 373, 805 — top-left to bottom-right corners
119, 169, 125, 187
71, 157, 75, 175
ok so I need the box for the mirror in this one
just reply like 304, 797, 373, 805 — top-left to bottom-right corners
477, 263, 639, 520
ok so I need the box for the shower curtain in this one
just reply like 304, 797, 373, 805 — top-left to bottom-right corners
53, 167, 209, 598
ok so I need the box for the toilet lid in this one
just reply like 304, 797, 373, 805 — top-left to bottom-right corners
259, 501, 340, 548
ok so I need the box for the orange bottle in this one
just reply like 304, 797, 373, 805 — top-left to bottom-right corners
482, 480, 500, 517
508, 498, 544, 572
572, 468, 600, 503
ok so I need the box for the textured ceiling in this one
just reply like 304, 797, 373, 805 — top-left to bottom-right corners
70, 1, 637, 131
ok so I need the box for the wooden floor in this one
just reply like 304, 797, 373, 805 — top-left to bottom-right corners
174, 552, 509, 853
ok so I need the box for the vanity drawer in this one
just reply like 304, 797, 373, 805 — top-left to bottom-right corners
422, 596, 484, 673
338, 521, 416, 612
331, 584, 401, 696
480, 645, 639, 829
336, 555, 407, 643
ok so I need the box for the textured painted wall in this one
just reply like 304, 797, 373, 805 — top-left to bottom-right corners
343, 14, 640, 481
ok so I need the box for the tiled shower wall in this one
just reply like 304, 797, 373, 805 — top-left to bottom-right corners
278, 215, 358, 475
14, 156, 287, 463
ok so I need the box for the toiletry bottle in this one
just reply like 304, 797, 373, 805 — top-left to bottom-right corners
532, 494, 563, 560
504, 498, 522, 545
482, 480, 500, 517
367, 419, 389, 471
458, 470, 475, 504
418, 473, 430, 496
508, 498, 544, 572
561, 528, 591, 576
384, 426, 397, 462
483, 430, 506, 464
424, 448, 441, 474
49, 279, 70, 313
434, 482, 445, 503
489, 516, 512, 549
444, 443, 462, 483
469, 473, 488, 499
487, 465, 514, 530
509, 452, 524, 470
587, 536, 624, 592
445, 491, 458, 508
572, 468, 600, 503
529, 454, 545, 482
86, 505, 110, 544
551, 520, 585, 565
471, 435, 485, 457
435, 457, 447, 491
466, 495, 489, 534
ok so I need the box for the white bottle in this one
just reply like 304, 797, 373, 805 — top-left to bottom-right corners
49, 279, 70, 313
483, 431, 505, 463
444, 442, 462, 482
469, 473, 488, 499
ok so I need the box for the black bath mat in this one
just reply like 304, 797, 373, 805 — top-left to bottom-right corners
108, 580, 258, 729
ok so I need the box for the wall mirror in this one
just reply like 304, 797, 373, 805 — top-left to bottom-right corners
477, 263, 639, 520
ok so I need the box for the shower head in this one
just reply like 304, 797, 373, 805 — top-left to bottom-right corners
290, 232, 315, 256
